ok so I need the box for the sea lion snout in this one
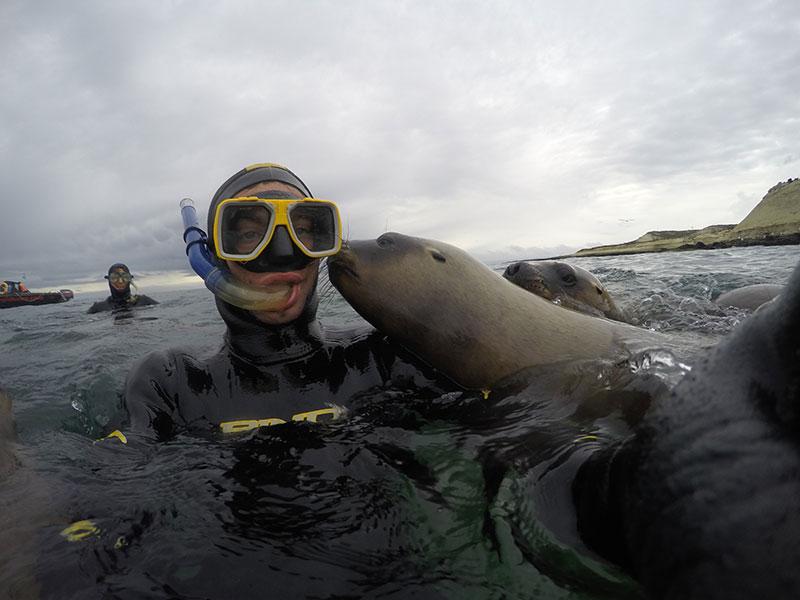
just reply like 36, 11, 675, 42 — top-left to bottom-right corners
505, 261, 548, 284
327, 246, 360, 284
504, 262, 549, 298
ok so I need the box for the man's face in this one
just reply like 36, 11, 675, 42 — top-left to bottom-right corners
108, 268, 131, 291
225, 181, 319, 325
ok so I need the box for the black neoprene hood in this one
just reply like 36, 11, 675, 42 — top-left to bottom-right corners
207, 163, 313, 233
206, 163, 316, 272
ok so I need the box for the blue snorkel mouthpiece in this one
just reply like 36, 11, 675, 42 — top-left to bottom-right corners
180, 198, 291, 310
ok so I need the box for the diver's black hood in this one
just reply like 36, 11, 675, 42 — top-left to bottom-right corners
207, 163, 312, 245
216, 294, 324, 364
208, 164, 323, 362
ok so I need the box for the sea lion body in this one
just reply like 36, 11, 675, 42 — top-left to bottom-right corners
328, 233, 660, 390
714, 283, 782, 311
503, 260, 630, 323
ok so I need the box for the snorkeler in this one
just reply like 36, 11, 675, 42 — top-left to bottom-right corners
108, 163, 453, 440
86, 264, 159, 314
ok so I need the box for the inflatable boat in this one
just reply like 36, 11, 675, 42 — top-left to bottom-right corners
0, 281, 74, 309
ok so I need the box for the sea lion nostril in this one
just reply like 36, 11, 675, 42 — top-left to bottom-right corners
505, 263, 520, 276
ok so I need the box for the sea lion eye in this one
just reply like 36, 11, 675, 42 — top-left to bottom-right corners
556, 265, 577, 286
431, 250, 446, 263
595, 286, 604, 295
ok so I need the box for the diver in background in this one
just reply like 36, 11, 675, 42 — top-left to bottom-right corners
108, 163, 454, 440
87, 264, 159, 314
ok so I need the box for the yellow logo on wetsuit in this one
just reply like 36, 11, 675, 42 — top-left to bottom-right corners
219, 405, 347, 434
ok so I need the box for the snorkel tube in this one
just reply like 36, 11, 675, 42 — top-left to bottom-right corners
180, 198, 291, 311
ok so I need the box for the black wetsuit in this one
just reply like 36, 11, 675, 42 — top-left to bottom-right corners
113, 297, 454, 441
87, 294, 159, 314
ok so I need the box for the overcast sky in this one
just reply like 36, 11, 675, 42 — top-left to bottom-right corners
1, 0, 798, 290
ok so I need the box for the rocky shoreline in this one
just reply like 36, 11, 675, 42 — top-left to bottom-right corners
561, 178, 800, 258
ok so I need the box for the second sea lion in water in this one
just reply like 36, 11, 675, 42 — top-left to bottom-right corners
503, 260, 630, 322
713, 283, 783, 311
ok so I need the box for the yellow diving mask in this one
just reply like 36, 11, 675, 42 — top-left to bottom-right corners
212, 197, 342, 262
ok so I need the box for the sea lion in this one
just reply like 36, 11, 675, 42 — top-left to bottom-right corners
713, 283, 782, 311
327, 233, 661, 391
503, 260, 630, 322
574, 258, 800, 599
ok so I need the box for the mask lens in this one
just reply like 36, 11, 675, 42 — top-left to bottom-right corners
109, 272, 132, 284
220, 203, 274, 258
288, 202, 340, 256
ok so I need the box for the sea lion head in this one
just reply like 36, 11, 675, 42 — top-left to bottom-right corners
503, 260, 628, 322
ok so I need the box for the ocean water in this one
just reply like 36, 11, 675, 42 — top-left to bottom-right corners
0, 244, 797, 599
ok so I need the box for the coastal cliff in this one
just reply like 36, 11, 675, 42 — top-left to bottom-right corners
570, 178, 800, 257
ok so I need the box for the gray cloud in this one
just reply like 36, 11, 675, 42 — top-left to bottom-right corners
1, 0, 798, 288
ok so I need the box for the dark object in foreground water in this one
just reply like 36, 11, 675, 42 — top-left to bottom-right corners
575, 258, 800, 599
